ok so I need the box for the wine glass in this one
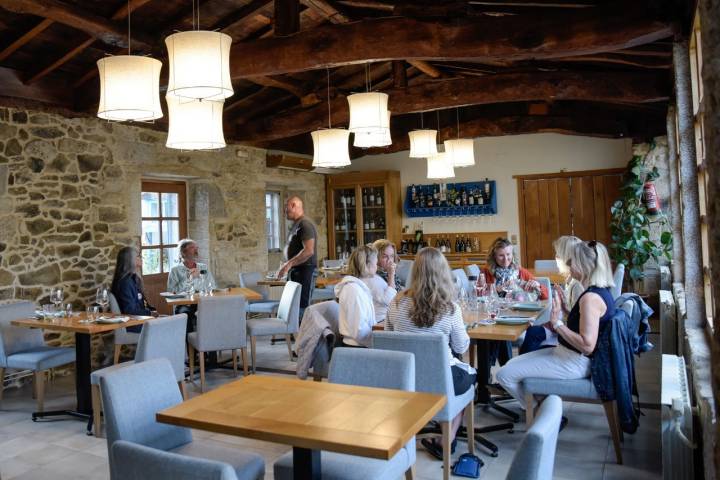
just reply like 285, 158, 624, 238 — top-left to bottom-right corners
184, 270, 195, 295
483, 300, 499, 325
501, 279, 516, 299
50, 287, 63, 313
96, 286, 109, 313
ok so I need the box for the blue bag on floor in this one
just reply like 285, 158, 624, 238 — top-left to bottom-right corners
451, 453, 483, 478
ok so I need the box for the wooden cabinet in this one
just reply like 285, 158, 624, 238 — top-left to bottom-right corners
398, 230, 507, 270
326, 171, 401, 259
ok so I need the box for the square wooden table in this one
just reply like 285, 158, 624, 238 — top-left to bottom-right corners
157, 375, 445, 479
163, 287, 263, 307
11, 313, 153, 424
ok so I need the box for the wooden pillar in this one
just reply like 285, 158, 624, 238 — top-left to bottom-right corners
274, 0, 300, 36
673, 38, 706, 330
392, 60, 407, 89
665, 106, 684, 282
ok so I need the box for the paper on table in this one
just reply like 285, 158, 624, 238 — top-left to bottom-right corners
95, 316, 129, 324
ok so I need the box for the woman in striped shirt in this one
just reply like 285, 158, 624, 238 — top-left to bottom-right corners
385, 247, 475, 459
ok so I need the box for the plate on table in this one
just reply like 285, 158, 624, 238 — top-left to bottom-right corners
95, 316, 129, 324
495, 316, 530, 325
159, 292, 186, 299
511, 302, 544, 312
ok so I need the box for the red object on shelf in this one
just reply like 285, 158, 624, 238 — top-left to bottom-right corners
643, 181, 661, 214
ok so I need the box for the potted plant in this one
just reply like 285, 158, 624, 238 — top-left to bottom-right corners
609, 143, 673, 292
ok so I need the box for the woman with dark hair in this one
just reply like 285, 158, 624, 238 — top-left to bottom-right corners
111, 246, 155, 332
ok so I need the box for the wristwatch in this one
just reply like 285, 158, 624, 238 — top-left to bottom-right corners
553, 319, 565, 329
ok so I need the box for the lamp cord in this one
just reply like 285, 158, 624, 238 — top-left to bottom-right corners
456, 107, 460, 139
127, 0, 131, 54
327, 67, 331, 128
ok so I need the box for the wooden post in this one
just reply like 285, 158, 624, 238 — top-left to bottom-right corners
392, 60, 407, 89
673, 38, 706, 331
274, 0, 300, 36
665, 106, 684, 282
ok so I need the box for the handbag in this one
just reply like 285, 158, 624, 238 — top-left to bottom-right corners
451, 453, 483, 478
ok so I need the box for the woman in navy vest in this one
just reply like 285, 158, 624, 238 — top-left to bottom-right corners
111, 246, 155, 332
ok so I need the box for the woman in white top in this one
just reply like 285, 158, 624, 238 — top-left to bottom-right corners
334, 245, 378, 347
385, 247, 474, 458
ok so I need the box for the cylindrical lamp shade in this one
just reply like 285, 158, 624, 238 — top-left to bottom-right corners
311, 129, 351, 168
426, 152, 455, 179
353, 111, 391, 148
409, 129, 438, 158
348, 92, 389, 134
165, 31, 233, 100
97, 55, 162, 121
444, 138, 475, 167
166, 95, 226, 150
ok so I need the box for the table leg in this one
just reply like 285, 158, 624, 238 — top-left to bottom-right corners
293, 447, 320, 480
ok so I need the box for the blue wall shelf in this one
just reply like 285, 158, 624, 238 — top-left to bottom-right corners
404, 181, 497, 218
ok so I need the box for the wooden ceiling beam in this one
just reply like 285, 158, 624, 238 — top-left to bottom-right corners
274, 0, 300, 36
0, 18, 53, 63
234, 71, 669, 142
301, 0, 350, 22
0, 66, 74, 108
228, 9, 672, 78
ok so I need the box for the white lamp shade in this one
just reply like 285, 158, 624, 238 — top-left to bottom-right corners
445, 138, 475, 167
97, 55, 162, 121
166, 95, 226, 150
311, 129, 351, 168
165, 31, 233, 100
426, 152, 455, 179
353, 110, 391, 148
348, 92, 389, 134
409, 129, 438, 158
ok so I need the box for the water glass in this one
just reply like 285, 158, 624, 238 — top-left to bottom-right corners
42, 304, 54, 320
83, 305, 99, 323
50, 287, 64, 311
96, 286, 109, 313
64, 303, 73, 317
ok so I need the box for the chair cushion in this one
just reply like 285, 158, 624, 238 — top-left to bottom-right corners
91, 360, 134, 385
6, 346, 75, 371
170, 440, 265, 480
523, 377, 599, 400
273, 446, 412, 480
114, 329, 140, 346
247, 318, 288, 336
246, 302, 279, 314
442, 384, 475, 421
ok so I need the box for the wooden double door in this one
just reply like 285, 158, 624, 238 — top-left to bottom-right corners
516, 168, 623, 268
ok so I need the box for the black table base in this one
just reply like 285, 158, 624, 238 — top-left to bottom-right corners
293, 447, 320, 480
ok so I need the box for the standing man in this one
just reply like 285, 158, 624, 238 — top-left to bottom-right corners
277, 196, 317, 319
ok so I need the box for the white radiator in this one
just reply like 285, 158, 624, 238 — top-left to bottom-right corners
661, 355, 695, 480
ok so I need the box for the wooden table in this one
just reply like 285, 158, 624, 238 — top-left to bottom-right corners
527, 269, 567, 284
11, 312, 153, 424
157, 375, 445, 479
163, 287, 262, 306
257, 276, 341, 289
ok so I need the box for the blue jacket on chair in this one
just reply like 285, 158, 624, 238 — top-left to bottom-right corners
111, 275, 154, 333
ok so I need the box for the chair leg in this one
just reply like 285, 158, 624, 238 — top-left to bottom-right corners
250, 336, 257, 374
525, 393, 536, 426
113, 344, 122, 365
188, 344, 195, 384
232, 349, 238, 376
178, 381, 187, 400
0, 367, 5, 402
440, 421, 451, 480
404, 465, 415, 480
34, 371, 45, 413
240, 348, 248, 376
91, 384, 102, 437
464, 403, 475, 455
199, 352, 205, 393
603, 401, 623, 465
285, 335, 294, 361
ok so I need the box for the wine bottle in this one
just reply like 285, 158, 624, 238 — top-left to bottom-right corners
369, 189, 375, 205
350, 194, 355, 206
465, 237, 472, 253
364, 218, 369, 230
370, 216, 375, 229
484, 178, 491, 203
376, 189, 383, 206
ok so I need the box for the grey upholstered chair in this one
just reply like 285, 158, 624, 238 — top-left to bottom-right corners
111, 440, 240, 480
451, 268, 472, 295
533, 259, 560, 273
188, 295, 248, 392
239, 272, 280, 315
295, 300, 341, 380
90, 314, 187, 437
246, 280, 301, 373
274, 348, 417, 480
395, 259, 413, 288
506, 395, 562, 480
109, 292, 140, 364
611, 263, 625, 299
100, 358, 264, 480
0, 300, 75, 413
373, 331, 476, 480
465, 264, 481, 279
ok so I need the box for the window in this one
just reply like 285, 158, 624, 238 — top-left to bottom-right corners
141, 181, 188, 275
266, 191, 282, 251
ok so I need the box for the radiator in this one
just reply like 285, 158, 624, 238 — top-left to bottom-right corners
661, 354, 695, 480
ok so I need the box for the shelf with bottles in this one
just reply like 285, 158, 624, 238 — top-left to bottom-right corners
360, 187, 386, 208
398, 230, 507, 257
404, 179, 497, 217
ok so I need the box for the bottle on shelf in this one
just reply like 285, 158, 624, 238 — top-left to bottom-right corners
465, 237, 472, 253
461, 188, 467, 206
336, 244, 342, 256
468, 190, 475, 206
376, 188, 383, 206
350, 194, 355, 206
369, 189, 375, 206
454, 235, 460, 252
364, 218, 370, 230
484, 178, 491, 203
378, 216, 385, 229
411, 184, 417, 206
458, 236, 465, 252
370, 216, 376, 230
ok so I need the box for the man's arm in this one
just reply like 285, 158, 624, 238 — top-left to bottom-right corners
279, 238, 315, 277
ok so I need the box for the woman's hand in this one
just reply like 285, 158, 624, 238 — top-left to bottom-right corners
524, 279, 540, 292
551, 286, 564, 321
386, 259, 396, 276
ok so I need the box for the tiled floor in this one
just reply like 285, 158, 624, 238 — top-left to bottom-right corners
0, 333, 662, 479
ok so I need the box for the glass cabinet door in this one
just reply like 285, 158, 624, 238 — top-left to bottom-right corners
361, 185, 386, 245
332, 187, 357, 257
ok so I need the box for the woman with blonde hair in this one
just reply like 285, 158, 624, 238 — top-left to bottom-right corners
334, 245, 378, 347
385, 247, 474, 459
496, 240, 616, 416
372, 238, 402, 291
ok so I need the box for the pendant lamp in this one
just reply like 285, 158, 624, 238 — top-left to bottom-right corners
353, 111, 391, 148
166, 95, 225, 150
445, 108, 475, 167
409, 129, 438, 158
97, 56, 163, 121
348, 92, 389, 135
426, 151, 455, 179
311, 68, 350, 167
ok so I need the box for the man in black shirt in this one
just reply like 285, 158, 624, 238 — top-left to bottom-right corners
277, 196, 317, 319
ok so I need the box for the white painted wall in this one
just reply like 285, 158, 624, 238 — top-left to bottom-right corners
334, 133, 632, 255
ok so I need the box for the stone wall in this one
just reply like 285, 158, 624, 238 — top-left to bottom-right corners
0, 106, 326, 366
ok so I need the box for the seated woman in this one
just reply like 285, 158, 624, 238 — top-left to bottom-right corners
110, 246, 156, 332
520, 235, 585, 354
496, 240, 616, 415
334, 245, 378, 347
372, 239, 403, 291
385, 247, 475, 459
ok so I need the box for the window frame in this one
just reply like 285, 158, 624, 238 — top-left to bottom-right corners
140, 180, 188, 277
265, 190, 283, 252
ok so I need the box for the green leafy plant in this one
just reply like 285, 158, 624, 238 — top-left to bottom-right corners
609, 145, 673, 288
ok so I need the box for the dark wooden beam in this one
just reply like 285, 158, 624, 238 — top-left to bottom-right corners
274, 0, 300, 36
0, 18, 53, 62
211, 0, 272, 31
235, 71, 670, 142
301, 0, 350, 22
228, 9, 673, 78
392, 61, 407, 88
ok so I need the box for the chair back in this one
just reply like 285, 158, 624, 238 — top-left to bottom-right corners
100, 359, 192, 461
301, 300, 340, 333
531, 277, 552, 326
108, 292, 122, 314
611, 264, 625, 299
329, 347, 415, 391
134, 314, 188, 381
238, 272, 270, 301
111, 440, 238, 480
196, 295, 247, 351
506, 395, 562, 480
533, 260, 559, 273
372, 331, 454, 418
451, 268, 471, 294
322, 259, 343, 269
465, 264, 481, 279
277, 281, 302, 333
0, 300, 43, 366
396, 259, 413, 288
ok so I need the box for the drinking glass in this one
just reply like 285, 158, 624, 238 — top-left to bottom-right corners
50, 287, 63, 312
483, 302, 499, 325
96, 286, 109, 313
81, 305, 99, 323
65, 303, 73, 317
42, 303, 54, 320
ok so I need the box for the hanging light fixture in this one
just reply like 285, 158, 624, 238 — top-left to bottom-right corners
426, 151, 455, 179
165, 1, 233, 101
348, 64, 389, 144
311, 69, 350, 168
97, 2, 162, 121
165, 95, 225, 150
353, 111, 391, 148
408, 112, 437, 158
445, 108, 475, 167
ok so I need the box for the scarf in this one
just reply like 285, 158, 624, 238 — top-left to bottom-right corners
493, 265, 519, 286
